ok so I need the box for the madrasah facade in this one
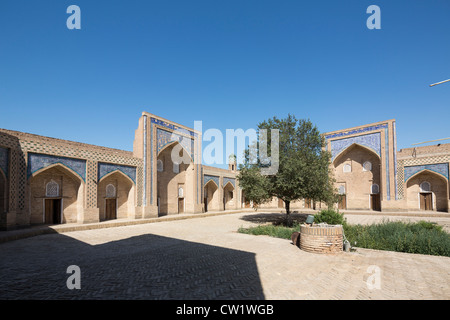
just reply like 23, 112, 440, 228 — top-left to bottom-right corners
0, 112, 449, 230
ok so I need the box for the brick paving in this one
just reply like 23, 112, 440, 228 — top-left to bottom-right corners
0, 211, 449, 300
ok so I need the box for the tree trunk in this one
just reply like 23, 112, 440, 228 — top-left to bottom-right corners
285, 200, 290, 215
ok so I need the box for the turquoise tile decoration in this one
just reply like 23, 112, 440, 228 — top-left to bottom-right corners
28, 153, 86, 181
404, 163, 449, 182
98, 162, 137, 183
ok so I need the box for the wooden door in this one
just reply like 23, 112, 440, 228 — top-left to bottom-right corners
304, 198, 311, 209
105, 198, 117, 220
45, 199, 61, 224
370, 194, 381, 211
278, 198, 284, 208
420, 193, 432, 211
338, 195, 346, 210
178, 198, 184, 213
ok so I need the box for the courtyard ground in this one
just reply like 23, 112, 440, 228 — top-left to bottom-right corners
0, 210, 449, 300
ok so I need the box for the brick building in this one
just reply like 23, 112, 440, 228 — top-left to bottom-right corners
0, 113, 448, 230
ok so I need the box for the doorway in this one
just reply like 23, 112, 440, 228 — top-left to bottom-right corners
338, 195, 346, 210
44, 199, 62, 224
278, 198, 284, 208
420, 193, 432, 211
105, 198, 117, 220
178, 198, 184, 213
370, 194, 381, 211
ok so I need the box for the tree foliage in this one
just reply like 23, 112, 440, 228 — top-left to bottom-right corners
237, 114, 337, 214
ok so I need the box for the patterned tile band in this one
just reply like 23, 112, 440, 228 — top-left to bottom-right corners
98, 162, 137, 183
325, 123, 388, 139
27, 153, 87, 181
330, 132, 381, 161
151, 117, 197, 138
404, 163, 449, 182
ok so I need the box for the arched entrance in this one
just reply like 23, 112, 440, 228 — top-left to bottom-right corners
98, 170, 135, 221
204, 180, 219, 212
223, 182, 235, 210
157, 141, 194, 216
333, 143, 381, 210
406, 170, 448, 212
29, 164, 84, 224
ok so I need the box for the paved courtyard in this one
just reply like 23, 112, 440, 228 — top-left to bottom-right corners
0, 211, 449, 300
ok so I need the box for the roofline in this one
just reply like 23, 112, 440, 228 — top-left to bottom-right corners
323, 119, 396, 136
142, 111, 202, 135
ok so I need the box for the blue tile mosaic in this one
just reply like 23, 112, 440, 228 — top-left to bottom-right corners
156, 128, 195, 160
330, 132, 381, 161
404, 163, 449, 182
151, 117, 197, 138
27, 153, 87, 181
223, 177, 236, 188
98, 162, 137, 184
0, 147, 8, 177
325, 123, 388, 139
204, 175, 220, 187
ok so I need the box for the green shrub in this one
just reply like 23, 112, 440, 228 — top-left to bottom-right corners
238, 223, 299, 239
344, 220, 450, 257
313, 209, 346, 226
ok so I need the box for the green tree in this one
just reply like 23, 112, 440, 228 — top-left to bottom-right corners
237, 114, 337, 216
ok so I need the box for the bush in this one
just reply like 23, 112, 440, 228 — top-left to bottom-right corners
313, 209, 346, 226
344, 220, 450, 257
238, 223, 299, 239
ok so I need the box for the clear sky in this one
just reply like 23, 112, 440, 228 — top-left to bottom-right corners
0, 1, 449, 167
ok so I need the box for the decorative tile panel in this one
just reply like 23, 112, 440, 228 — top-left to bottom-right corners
204, 175, 220, 187
98, 162, 137, 183
156, 128, 194, 160
27, 153, 87, 181
151, 117, 197, 138
330, 132, 381, 161
223, 177, 236, 188
325, 123, 388, 139
404, 163, 449, 182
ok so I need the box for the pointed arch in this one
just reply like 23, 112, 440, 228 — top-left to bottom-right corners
30, 162, 84, 184
97, 170, 135, 221
157, 140, 193, 162
333, 143, 381, 166
204, 179, 219, 212
29, 162, 84, 224
98, 169, 136, 186
223, 181, 235, 190
405, 169, 448, 212
204, 177, 219, 189
405, 169, 448, 185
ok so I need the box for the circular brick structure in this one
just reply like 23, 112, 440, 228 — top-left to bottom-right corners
300, 224, 343, 254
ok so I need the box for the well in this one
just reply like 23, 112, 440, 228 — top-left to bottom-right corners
299, 224, 343, 254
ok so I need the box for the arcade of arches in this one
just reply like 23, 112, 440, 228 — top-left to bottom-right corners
0, 115, 449, 230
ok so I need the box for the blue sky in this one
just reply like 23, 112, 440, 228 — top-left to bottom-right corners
0, 1, 449, 167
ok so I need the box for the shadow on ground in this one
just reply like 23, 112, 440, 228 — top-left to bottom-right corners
239, 212, 310, 226
0, 232, 265, 300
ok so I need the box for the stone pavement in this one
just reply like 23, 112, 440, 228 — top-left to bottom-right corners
0, 211, 449, 300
